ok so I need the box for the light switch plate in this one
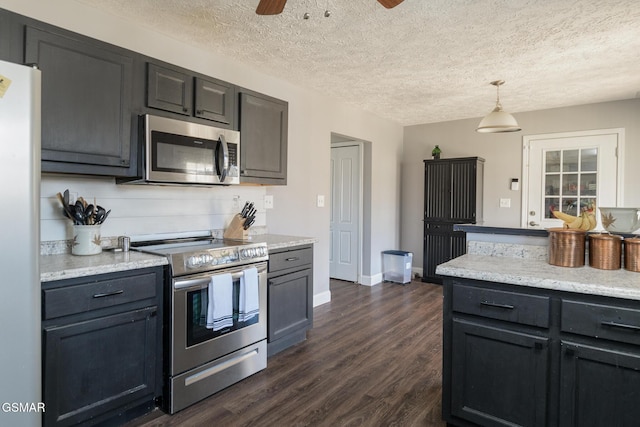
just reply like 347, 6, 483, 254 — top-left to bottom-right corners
317, 195, 325, 208
500, 198, 511, 208
264, 195, 274, 209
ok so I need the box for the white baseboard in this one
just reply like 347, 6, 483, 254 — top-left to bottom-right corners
313, 290, 331, 307
359, 273, 383, 287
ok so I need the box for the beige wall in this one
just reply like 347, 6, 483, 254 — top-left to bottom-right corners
2, 0, 404, 303
403, 98, 640, 271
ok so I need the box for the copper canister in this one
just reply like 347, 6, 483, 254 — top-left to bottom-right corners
589, 233, 622, 270
624, 237, 640, 272
548, 228, 586, 267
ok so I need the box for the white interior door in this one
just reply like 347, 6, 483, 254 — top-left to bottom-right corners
330, 144, 360, 282
523, 130, 622, 229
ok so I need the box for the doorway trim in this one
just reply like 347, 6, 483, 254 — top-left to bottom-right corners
521, 128, 625, 228
331, 139, 364, 284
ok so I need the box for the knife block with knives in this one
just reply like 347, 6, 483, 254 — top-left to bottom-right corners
223, 201, 256, 240
223, 214, 249, 240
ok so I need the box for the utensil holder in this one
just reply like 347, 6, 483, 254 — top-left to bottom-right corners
223, 214, 249, 240
72, 224, 102, 255
589, 233, 622, 270
548, 228, 586, 267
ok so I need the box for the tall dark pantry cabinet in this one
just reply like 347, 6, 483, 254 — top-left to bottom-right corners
423, 157, 484, 284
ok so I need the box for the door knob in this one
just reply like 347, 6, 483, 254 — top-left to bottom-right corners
529, 221, 539, 227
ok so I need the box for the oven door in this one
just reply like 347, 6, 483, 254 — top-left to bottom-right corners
171, 262, 267, 376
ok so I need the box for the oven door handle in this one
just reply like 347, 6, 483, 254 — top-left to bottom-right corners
174, 270, 247, 290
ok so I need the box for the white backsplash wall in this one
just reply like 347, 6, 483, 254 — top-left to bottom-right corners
41, 174, 267, 242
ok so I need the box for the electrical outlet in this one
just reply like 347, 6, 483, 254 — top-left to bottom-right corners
232, 195, 240, 209
317, 195, 325, 208
500, 198, 511, 208
264, 195, 274, 209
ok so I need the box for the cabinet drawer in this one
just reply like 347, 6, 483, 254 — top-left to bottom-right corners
452, 283, 550, 328
561, 300, 640, 345
269, 247, 312, 273
43, 272, 157, 320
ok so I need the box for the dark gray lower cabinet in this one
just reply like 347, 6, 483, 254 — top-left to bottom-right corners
267, 245, 313, 356
451, 320, 549, 426
560, 341, 640, 427
42, 267, 164, 427
443, 277, 640, 427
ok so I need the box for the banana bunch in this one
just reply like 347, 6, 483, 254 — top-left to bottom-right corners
552, 210, 597, 231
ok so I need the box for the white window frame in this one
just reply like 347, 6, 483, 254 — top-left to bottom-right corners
521, 128, 625, 229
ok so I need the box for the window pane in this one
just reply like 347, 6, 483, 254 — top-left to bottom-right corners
581, 173, 597, 196
580, 197, 596, 212
546, 198, 560, 218
545, 175, 560, 196
562, 199, 578, 216
563, 174, 578, 196
563, 150, 579, 172
581, 148, 598, 172
546, 151, 561, 172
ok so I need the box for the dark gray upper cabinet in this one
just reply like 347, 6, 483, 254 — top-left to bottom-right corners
239, 90, 288, 185
195, 76, 234, 126
146, 62, 235, 127
24, 24, 137, 176
147, 62, 192, 116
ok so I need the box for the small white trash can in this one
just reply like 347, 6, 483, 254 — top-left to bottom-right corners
382, 250, 413, 284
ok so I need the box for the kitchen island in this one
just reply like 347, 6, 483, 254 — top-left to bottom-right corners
436, 246, 640, 427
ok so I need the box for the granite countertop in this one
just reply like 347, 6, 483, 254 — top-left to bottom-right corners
243, 234, 317, 250
436, 254, 640, 301
41, 250, 168, 282
40, 234, 316, 282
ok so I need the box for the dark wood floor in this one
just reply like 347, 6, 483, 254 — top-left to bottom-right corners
129, 279, 446, 427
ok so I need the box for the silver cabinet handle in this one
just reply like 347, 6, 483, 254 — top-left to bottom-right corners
285, 257, 300, 262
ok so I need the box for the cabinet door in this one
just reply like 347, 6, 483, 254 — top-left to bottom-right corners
239, 92, 288, 184
195, 77, 234, 126
268, 268, 312, 342
451, 319, 549, 427
450, 158, 479, 222
147, 62, 192, 116
423, 223, 465, 284
560, 341, 640, 427
25, 25, 134, 175
43, 307, 157, 427
424, 161, 451, 221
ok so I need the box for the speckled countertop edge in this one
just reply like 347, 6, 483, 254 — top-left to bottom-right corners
40, 234, 316, 282
436, 254, 640, 301
41, 250, 168, 282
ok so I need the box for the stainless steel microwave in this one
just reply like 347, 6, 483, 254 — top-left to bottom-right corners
125, 114, 240, 186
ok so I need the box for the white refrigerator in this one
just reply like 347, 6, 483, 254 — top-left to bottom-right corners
0, 60, 42, 427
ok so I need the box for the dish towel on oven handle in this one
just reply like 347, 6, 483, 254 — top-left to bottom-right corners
206, 273, 234, 331
239, 267, 259, 323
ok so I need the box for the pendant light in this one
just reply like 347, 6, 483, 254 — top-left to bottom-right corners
476, 80, 521, 133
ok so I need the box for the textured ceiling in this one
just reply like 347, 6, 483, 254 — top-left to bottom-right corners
75, 0, 640, 126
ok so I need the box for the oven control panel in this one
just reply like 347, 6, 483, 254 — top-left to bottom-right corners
179, 243, 269, 275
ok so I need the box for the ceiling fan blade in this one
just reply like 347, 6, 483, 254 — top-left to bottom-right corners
256, 0, 288, 15
377, 0, 404, 8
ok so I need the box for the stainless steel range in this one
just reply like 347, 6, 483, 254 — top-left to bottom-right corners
132, 233, 268, 414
